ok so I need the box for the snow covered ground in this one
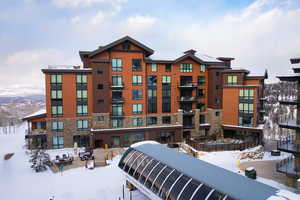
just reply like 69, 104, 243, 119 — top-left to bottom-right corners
0, 123, 299, 200
0, 123, 148, 200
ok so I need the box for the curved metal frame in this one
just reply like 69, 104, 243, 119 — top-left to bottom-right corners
138, 158, 154, 181
189, 183, 203, 200
176, 178, 192, 200
122, 150, 137, 170
132, 155, 148, 178
127, 152, 143, 173
158, 168, 175, 195
165, 173, 184, 199
150, 165, 167, 191
144, 162, 161, 186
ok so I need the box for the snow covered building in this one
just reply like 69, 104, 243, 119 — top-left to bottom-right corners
119, 141, 289, 200
276, 57, 300, 187
22, 36, 267, 149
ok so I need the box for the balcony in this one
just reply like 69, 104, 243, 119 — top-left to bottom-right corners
178, 82, 198, 89
112, 97, 124, 103
182, 110, 195, 116
277, 136, 300, 154
279, 99, 300, 106
183, 124, 195, 129
110, 82, 124, 89
279, 120, 300, 130
111, 112, 124, 118
276, 156, 300, 178
178, 96, 197, 103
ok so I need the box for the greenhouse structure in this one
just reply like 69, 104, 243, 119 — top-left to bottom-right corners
118, 141, 285, 200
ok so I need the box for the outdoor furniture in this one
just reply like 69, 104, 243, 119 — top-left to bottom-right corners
54, 155, 74, 166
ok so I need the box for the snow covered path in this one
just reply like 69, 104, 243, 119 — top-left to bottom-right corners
0, 123, 148, 200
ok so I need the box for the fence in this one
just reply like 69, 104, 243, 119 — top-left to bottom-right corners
276, 156, 300, 177
186, 139, 258, 152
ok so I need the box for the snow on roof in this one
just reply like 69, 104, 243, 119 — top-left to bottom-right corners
91, 124, 182, 132
132, 142, 278, 200
267, 189, 300, 200
23, 109, 46, 120
195, 52, 222, 62
46, 65, 91, 70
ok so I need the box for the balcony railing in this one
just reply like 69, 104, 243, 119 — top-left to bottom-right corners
178, 82, 198, 88
179, 96, 197, 102
111, 111, 124, 117
112, 97, 124, 103
277, 135, 300, 154
276, 156, 300, 178
182, 110, 195, 115
110, 82, 124, 89
183, 124, 195, 129
279, 119, 300, 130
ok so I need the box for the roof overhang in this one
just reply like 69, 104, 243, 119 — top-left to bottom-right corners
91, 125, 182, 133
22, 113, 46, 121
222, 124, 263, 132
42, 69, 92, 74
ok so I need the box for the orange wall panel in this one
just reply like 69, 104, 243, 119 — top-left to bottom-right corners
223, 88, 239, 125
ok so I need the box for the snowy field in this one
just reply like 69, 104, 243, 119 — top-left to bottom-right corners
0, 123, 148, 200
0, 123, 299, 200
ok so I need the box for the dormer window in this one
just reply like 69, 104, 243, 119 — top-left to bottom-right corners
227, 75, 237, 85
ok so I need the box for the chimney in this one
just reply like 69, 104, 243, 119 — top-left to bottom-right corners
217, 57, 235, 67
183, 49, 196, 55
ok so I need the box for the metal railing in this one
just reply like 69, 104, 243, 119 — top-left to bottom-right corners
276, 156, 300, 177
186, 139, 258, 152
277, 135, 300, 152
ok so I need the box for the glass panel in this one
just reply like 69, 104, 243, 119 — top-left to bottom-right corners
145, 163, 165, 189
167, 175, 191, 200
124, 151, 141, 172
152, 167, 173, 194
178, 179, 201, 200
118, 149, 134, 169
159, 170, 181, 199
133, 156, 150, 179
128, 154, 146, 176
207, 190, 226, 200
192, 185, 213, 200
139, 159, 158, 184
120, 150, 136, 170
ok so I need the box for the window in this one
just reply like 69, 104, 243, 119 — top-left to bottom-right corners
112, 91, 122, 101
197, 76, 205, 85
196, 102, 205, 112
77, 105, 88, 115
216, 85, 219, 89
52, 136, 64, 149
51, 90, 62, 99
199, 115, 205, 124
97, 99, 104, 104
165, 64, 171, 72
162, 76, 171, 84
122, 43, 130, 50
197, 89, 205, 98
124, 133, 144, 147
73, 135, 90, 147
132, 59, 142, 72
148, 89, 157, 113
51, 121, 64, 131
151, 63, 157, 72
112, 58, 122, 71
200, 64, 206, 72
133, 104, 142, 114
50, 74, 62, 84
162, 87, 171, 113
97, 84, 103, 89
132, 90, 143, 100
216, 112, 220, 117
97, 69, 103, 74
77, 90, 87, 99
227, 75, 238, 85
239, 103, 254, 113
132, 118, 143, 127
112, 104, 123, 116
112, 75, 123, 86
239, 89, 254, 99
180, 64, 192, 72
132, 75, 142, 85
112, 119, 123, 128
147, 117, 157, 125
51, 105, 63, 116
216, 71, 220, 76
148, 75, 157, 86
76, 74, 87, 84
162, 116, 171, 124
77, 120, 88, 130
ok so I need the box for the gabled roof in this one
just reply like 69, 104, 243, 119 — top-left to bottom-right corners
173, 52, 225, 65
22, 109, 46, 121
87, 36, 154, 58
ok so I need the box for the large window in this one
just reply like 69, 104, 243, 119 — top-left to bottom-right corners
52, 136, 64, 149
112, 104, 123, 116
76, 74, 87, 84
227, 75, 238, 85
239, 103, 253, 113
132, 89, 143, 100
148, 89, 157, 113
200, 64, 206, 72
133, 104, 142, 114
77, 90, 87, 99
151, 63, 157, 72
132, 118, 143, 127
162, 76, 171, 85
51, 105, 63, 116
124, 133, 144, 147
132, 75, 142, 86
180, 64, 193, 72
112, 75, 123, 86
50, 74, 62, 84
51, 90, 62, 99
147, 117, 157, 125
162, 87, 171, 113
51, 121, 64, 131
77, 105, 88, 115
77, 120, 88, 130
112, 58, 122, 71
165, 64, 171, 72
112, 119, 123, 128
197, 89, 205, 98
239, 89, 254, 99
132, 59, 142, 72
197, 76, 205, 85
148, 75, 157, 86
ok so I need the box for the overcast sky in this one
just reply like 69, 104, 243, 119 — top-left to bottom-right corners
0, 0, 299, 96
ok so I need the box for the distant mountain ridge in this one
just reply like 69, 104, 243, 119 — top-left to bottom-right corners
0, 94, 45, 104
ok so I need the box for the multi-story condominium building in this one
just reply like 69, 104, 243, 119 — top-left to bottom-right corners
276, 57, 300, 187
23, 36, 267, 149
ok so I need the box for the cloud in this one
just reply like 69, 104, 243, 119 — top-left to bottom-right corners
122, 15, 157, 34
51, 0, 126, 8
